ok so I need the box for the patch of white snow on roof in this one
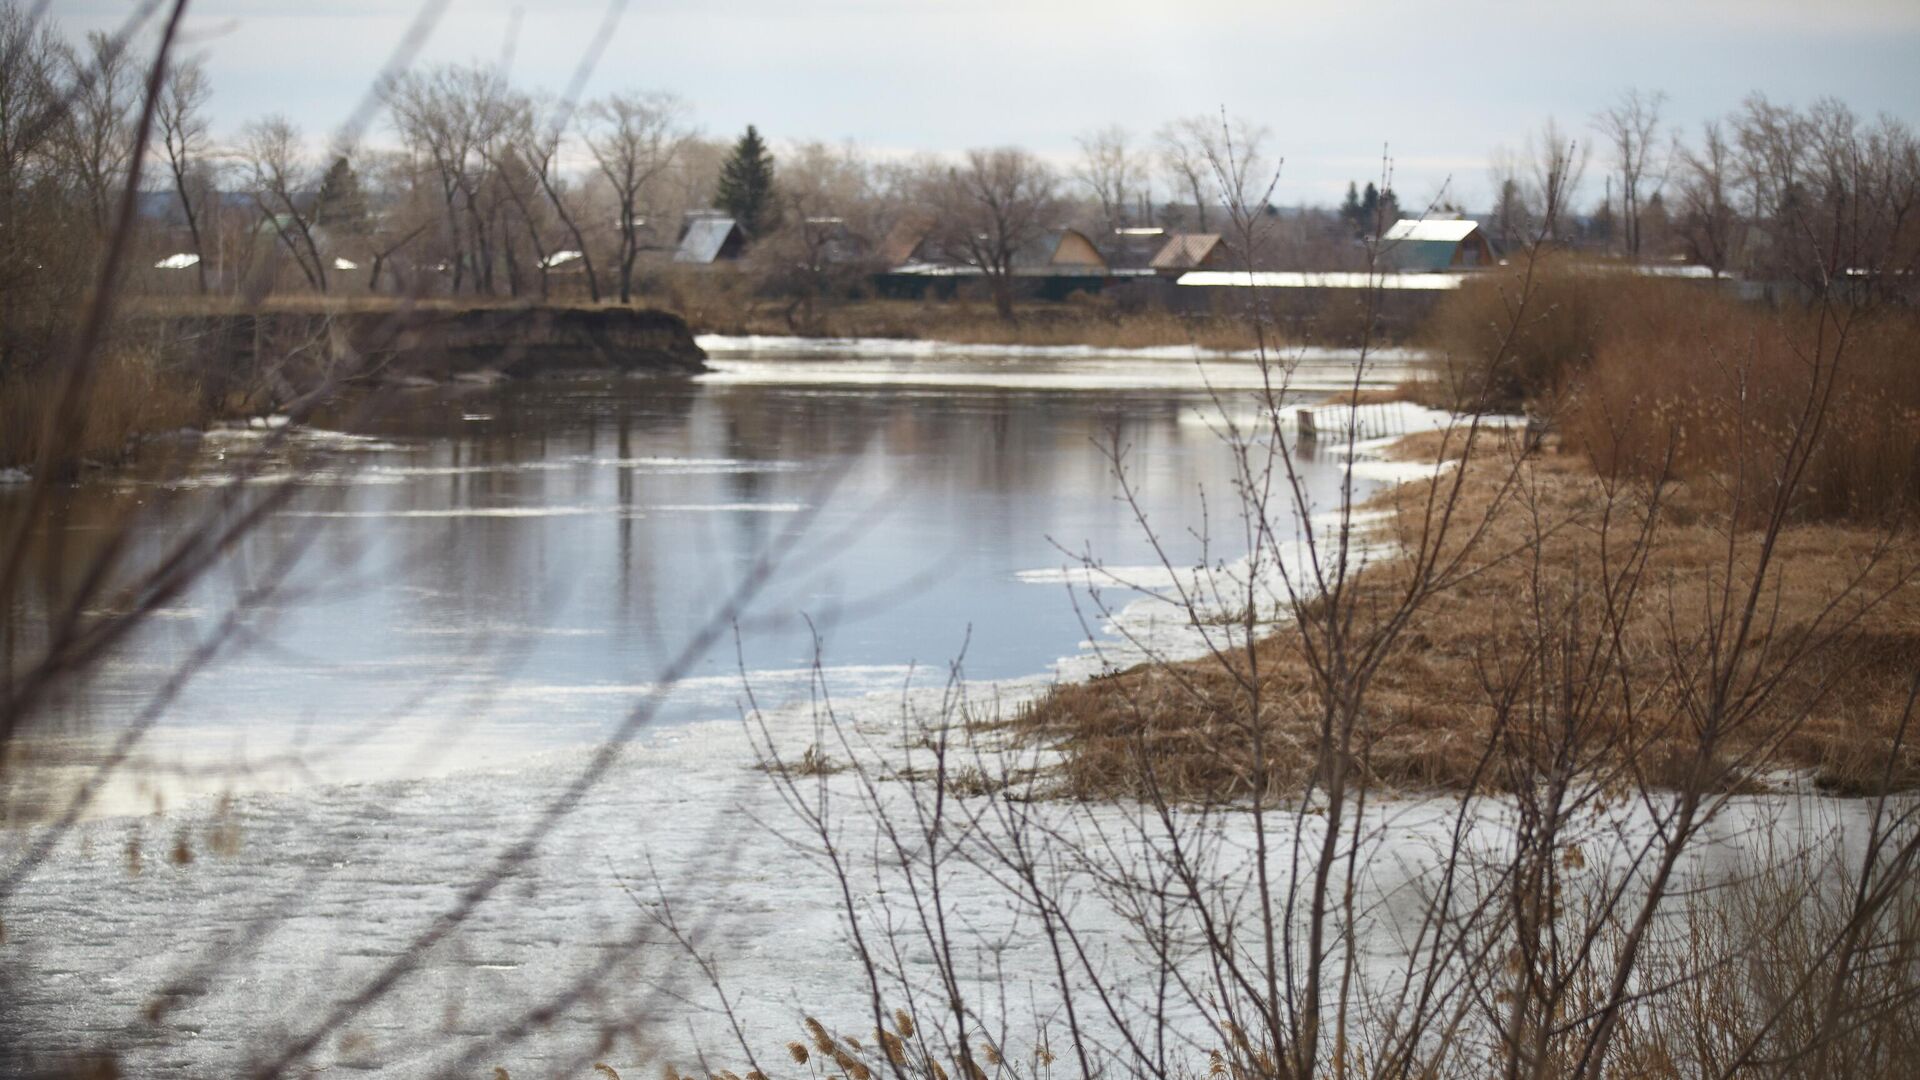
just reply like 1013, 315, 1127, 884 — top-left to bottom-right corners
1383, 218, 1479, 242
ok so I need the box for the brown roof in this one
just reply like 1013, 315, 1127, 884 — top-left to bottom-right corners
1150, 233, 1224, 270
1046, 228, 1107, 270
879, 216, 932, 266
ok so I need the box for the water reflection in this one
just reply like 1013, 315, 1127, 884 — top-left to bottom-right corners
2, 356, 1376, 814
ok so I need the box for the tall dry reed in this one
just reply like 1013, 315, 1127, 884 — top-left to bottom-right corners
0, 344, 205, 472
1561, 296, 1920, 523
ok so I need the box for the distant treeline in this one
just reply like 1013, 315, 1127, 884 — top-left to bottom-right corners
4, 0, 1919, 371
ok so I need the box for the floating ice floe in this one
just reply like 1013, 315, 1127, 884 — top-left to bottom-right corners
697, 333, 1428, 365
282, 505, 618, 519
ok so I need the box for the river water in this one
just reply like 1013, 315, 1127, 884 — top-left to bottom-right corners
2, 341, 1414, 818
10, 342, 1871, 1078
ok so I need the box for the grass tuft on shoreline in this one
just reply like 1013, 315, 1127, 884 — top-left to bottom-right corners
1016, 436, 1919, 803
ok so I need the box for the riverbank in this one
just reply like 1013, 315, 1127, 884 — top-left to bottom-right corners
675, 297, 1277, 351
6, 666, 1891, 1076
3, 367, 1912, 1076
1, 303, 707, 473
8, 292, 1424, 475
1017, 424, 1920, 799
2, 357, 1440, 1074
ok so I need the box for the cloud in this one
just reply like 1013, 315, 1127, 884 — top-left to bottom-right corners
47, 0, 1920, 210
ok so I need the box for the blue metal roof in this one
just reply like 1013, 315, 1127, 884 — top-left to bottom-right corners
674, 217, 741, 264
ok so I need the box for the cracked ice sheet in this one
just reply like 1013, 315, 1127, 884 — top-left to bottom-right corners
1, 673, 1883, 1077
0, 397, 1607, 1077
696, 342, 1424, 395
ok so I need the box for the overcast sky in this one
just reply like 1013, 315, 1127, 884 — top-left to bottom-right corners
52, 0, 1920, 209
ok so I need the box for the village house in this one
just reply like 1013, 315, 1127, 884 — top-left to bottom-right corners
1148, 233, 1229, 274
674, 212, 747, 264
1378, 217, 1496, 271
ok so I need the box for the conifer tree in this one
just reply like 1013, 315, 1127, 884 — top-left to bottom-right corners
715, 125, 778, 238
1340, 181, 1362, 232
314, 155, 369, 236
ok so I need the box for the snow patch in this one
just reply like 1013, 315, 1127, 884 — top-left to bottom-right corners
698, 332, 1428, 365
282, 505, 621, 519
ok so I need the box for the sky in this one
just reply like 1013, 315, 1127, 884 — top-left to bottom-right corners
51, 0, 1920, 210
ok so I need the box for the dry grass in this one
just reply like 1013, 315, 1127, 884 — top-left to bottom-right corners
1325, 385, 1410, 406
1615, 840, 1920, 1080
1561, 302, 1920, 525
1016, 437, 1919, 802
1416, 254, 1633, 408
1415, 256, 1919, 523
694, 864, 1920, 1080
757, 744, 845, 778
122, 294, 649, 317
0, 345, 206, 471
690, 1010, 1041, 1080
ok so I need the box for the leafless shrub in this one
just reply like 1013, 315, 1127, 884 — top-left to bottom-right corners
731, 104, 1920, 1080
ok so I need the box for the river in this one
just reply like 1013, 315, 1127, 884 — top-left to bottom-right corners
5, 341, 1869, 1078
2, 340, 1415, 818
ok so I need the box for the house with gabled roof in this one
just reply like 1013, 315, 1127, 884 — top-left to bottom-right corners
674, 213, 747, 264
1017, 228, 1107, 273
1150, 233, 1229, 273
878, 215, 936, 267
1380, 218, 1495, 271
1101, 226, 1170, 270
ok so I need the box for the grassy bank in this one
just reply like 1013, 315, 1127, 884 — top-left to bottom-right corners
3, 299, 707, 472
1022, 268, 1920, 801
1018, 434, 1918, 799
126, 293, 1278, 352
1416, 261, 1920, 522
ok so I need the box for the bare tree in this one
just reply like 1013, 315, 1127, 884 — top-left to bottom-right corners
477, 93, 557, 298
584, 90, 688, 304
927, 147, 1059, 322
1730, 96, 1920, 297
0, 3, 61, 216
1487, 146, 1534, 254
54, 29, 138, 238
1593, 88, 1667, 260
0, 1, 68, 372
1675, 119, 1739, 275
1156, 114, 1218, 231
385, 63, 512, 294
1075, 124, 1144, 232
517, 94, 603, 302
1526, 117, 1589, 242
239, 114, 327, 293
751, 140, 878, 328
155, 54, 212, 293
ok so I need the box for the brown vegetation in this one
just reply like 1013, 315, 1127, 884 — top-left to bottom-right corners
1018, 432, 1919, 802
1560, 294, 1920, 524
708, 852, 1920, 1080
1419, 260, 1919, 522
0, 345, 204, 471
